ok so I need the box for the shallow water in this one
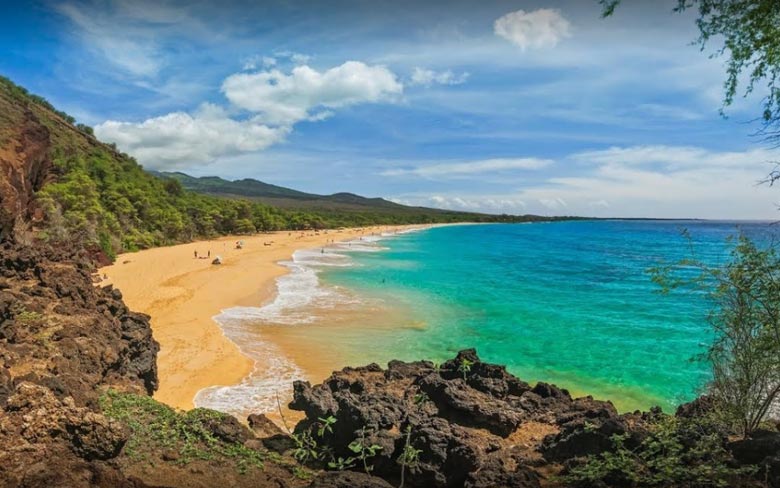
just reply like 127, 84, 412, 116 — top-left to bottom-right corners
196, 220, 776, 418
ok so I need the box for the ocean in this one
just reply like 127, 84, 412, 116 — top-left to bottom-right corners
194, 220, 775, 419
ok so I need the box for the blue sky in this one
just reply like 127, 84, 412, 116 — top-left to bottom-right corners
1, 0, 778, 218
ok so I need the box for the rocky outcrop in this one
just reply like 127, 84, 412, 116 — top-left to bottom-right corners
0, 244, 158, 402
289, 349, 628, 487
0, 243, 159, 486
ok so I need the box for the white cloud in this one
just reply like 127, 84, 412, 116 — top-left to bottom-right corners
95, 104, 289, 169
94, 60, 408, 168
382, 158, 552, 178
290, 53, 312, 65
516, 145, 780, 218
410, 67, 469, 87
494, 8, 571, 51
222, 61, 402, 125
390, 145, 779, 219
242, 55, 277, 70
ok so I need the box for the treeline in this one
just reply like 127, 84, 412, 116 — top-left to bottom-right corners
35, 146, 436, 257
34, 146, 529, 259
0, 75, 77, 125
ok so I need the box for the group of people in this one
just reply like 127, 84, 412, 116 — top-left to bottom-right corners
193, 250, 211, 259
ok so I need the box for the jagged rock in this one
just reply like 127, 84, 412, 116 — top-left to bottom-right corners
4, 382, 128, 460
0, 244, 159, 404
464, 454, 541, 488
200, 411, 254, 444
291, 379, 340, 420
0, 241, 160, 486
400, 416, 484, 487
262, 434, 297, 454
247, 413, 296, 453
417, 373, 523, 437
248, 413, 286, 438
675, 395, 717, 419
308, 471, 394, 488
291, 349, 631, 488
531, 382, 570, 400
541, 416, 627, 462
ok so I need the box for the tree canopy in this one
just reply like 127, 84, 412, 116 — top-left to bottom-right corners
601, 1, 780, 137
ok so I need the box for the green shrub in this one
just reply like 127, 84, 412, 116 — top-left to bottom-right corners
99, 390, 266, 473
15, 309, 45, 326
563, 415, 757, 488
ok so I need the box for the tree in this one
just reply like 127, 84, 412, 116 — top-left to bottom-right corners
654, 236, 780, 437
601, 1, 780, 144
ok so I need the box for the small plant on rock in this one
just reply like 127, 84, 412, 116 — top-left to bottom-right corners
398, 425, 422, 488
458, 358, 474, 380
327, 455, 357, 471
317, 415, 337, 437
413, 392, 430, 407
348, 428, 383, 474
291, 430, 320, 464
14, 308, 45, 326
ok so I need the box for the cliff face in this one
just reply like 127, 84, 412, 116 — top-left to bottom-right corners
0, 80, 160, 487
0, 105, 52, 239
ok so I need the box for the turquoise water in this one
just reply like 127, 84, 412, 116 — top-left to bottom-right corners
318, 220, 775, 412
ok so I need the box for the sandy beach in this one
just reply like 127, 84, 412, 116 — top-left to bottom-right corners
98, 225, 432, 411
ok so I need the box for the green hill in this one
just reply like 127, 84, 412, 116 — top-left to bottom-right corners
152, 171, 463, 215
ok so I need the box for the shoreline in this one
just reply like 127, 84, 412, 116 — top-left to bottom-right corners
98, 224, 444, 412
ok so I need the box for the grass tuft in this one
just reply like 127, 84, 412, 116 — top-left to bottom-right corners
99, 390, 266, 474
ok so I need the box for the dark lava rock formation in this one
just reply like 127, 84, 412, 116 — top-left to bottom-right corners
0, 243, 159, 487
289, 349, 635, 487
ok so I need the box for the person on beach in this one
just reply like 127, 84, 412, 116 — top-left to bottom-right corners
208, 250, 211, 258
194, 250, 198, 259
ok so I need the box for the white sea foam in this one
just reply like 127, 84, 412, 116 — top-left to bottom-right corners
193, 315, 303, 418
194, 228, 427, 417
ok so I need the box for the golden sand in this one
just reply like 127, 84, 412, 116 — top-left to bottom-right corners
98, 225, 431, 411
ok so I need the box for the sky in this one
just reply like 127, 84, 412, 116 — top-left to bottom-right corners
1, 0, 778, 219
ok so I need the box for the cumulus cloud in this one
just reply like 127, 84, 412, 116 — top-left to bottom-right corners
382, 158, 552, 178
95, 104, 289, 169
95, 60, 408, 168
410, 67, 469, 87
222, 61, 403, 125
494, 8, 571, 50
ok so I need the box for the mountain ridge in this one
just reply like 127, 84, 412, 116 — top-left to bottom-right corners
150, 171, 466, 214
